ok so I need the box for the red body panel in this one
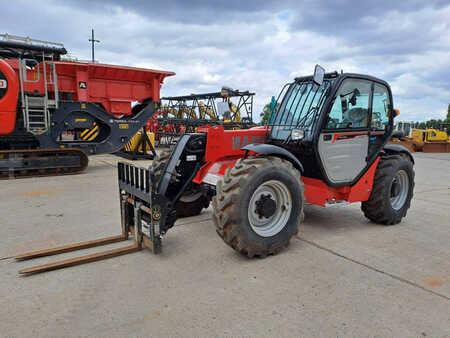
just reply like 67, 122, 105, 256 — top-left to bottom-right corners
193, 126, 380, 206
198, 125, 268, 162
302, 157, 380, 206
0, 59, 19, 135
192, 125, 268, 184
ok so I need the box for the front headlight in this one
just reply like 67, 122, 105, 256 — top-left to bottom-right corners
290, 129, 305, 141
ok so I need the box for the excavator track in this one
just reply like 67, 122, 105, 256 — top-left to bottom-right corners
0, 148, 89, 179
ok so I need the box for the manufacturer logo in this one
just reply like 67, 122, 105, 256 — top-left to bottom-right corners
79, 81, 87, 89
231, 135, 265, 150
0, 79, 7, 89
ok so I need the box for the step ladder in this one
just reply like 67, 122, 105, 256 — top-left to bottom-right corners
23, 96, 54, 133
18, 58, 59, 135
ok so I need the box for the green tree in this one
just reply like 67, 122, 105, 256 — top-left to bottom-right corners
260, 103, 272, 125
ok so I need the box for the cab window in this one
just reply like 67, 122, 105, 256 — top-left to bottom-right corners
326, 79, 371, 129
371, 83, 390, 130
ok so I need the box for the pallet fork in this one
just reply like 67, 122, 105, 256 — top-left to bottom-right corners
16, 163, 162, 275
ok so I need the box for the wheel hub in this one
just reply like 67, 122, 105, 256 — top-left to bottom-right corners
391, 178, 401, 197
255, 194, 277, 219
248, 180, 292, 237
389, 170, 409, 210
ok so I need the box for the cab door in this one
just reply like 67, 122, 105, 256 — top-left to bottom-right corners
367, 82, 392, 160
317, 78, 373, 184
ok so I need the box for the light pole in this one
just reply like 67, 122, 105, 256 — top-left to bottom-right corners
89, 29, 100, 62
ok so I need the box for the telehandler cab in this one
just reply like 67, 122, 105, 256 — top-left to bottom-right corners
17, 65, 414, 274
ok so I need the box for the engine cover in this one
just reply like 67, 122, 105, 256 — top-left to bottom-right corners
0, 60, 19, 135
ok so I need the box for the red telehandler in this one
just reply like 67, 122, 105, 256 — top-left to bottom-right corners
17, 65, 414, 274
0, 34, 174, 178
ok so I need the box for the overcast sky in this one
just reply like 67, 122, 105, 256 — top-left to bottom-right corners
3, 0, 449, 121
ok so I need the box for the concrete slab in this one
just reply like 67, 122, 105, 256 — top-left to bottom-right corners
0, 153, 449, 337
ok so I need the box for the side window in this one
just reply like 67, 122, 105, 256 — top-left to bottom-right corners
371, 84, 390, 130
326, 79, 371, 129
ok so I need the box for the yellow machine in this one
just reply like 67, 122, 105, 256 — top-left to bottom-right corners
178, 103, 197, 119
229, 102, 241, 122
124, 130, 155, 152
118, 129, 156, 160
410, 128, 450, 152
411, 128, 449, 144
198, 101, 216, 120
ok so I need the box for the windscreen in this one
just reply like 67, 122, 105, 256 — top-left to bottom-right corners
270, 79, 332, 140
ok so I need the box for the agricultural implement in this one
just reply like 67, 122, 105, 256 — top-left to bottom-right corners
148, 89, 255, 147
17, 65, 415, 274
0, 33, 174, 178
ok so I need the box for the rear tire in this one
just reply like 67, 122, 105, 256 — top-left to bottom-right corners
361, 154, 414, 225
151, 149, 210, 218
213, 156, 305, 257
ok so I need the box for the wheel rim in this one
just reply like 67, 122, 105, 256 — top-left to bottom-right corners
248, 180, 292, 237
389, 170, 409, 210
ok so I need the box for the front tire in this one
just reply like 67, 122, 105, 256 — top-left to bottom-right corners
362, 154, 414, 225
213, 156, 305, 257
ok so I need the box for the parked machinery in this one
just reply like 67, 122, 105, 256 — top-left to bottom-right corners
394, 121, 413, 137
389, 121, 416, 152
148, 88, 255, 147
0, 33, 174, 178
409, 126, 450, 152
17, 66, 415, 274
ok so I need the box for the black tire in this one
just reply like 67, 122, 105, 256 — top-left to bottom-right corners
213, 156, 305, 258
175, 192, 211, 218
361, 154, 414, 225
151, 150, 211, 218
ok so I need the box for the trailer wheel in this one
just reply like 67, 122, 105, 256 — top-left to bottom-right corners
151, 150, 210, 218
362, 154, 414, 225
213, 156, 305, 258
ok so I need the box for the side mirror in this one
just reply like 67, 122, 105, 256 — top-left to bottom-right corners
290, 129, 305, 141
313, 64, 325, 86
349, 88, 360, 106
341, 97, 348, 112
388, 107, 400, 119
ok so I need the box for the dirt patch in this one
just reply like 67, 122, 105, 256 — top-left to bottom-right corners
425, 279, 446, 287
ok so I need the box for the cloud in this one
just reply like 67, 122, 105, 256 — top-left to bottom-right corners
2, 0, 449, 121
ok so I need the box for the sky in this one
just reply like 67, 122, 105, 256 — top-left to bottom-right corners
2, 0, 449, 122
